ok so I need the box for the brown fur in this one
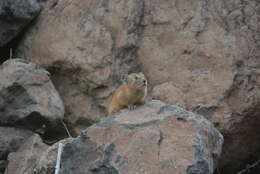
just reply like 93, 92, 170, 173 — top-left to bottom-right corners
107, 72, 148, 115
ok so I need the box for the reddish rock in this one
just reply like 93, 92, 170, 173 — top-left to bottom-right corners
139, 0, 259, 173
16, 0, 143, 134
153, 82, 186, 108
32, 100, 223, 174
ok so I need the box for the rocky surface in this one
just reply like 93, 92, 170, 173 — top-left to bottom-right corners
0, 0, 43, 47
153, 81, 187, 109
14, 0, 260, 173
0, 160, 6, 174
16, 0, 143, 134
143, 0, 260, 173
5, 134, 49, 174
0, 127, 33, 160
34, 138, 73, 174
31, 100, 223, 174
0, 59, 66, 140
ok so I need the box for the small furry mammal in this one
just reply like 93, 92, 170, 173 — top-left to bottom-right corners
107, 72, 148, 115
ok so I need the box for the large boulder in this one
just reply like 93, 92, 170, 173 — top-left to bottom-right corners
5, 134, 49, 174
33, 100, 223, 174
139, 0, 259, 173
0, 127, 33, 160
0, 59, 65, 140
16, 0, 143, 134
0, 0, 43, 47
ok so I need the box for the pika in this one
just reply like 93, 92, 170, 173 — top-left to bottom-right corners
107, 72, 148, 115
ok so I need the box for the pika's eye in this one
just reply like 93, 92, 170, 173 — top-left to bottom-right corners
135, 76, 138, 80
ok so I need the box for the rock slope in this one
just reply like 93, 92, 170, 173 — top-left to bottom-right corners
8, 100, 223, 174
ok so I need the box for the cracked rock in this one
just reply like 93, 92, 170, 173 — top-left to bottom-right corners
33, 100, 223, 174
5, 134, 49, 174
0, 58, 65, 140
16, 0, 144, 134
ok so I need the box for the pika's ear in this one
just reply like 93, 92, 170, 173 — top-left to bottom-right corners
120, 74, 128, 83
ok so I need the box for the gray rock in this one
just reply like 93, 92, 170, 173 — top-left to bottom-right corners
0, 0, 43, 47
34, 100, 223, 174
0, 58, 65, 140
5, 134, 49, 174
0, 127, 33, 160
0, 160, 7, 174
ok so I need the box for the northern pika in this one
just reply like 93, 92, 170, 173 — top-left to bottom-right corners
107, 72, 148, 115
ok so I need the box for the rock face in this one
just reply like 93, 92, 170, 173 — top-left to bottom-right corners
0, 59, 65, 140
0, 0, 43, 47
142, 0, 259, 173
15, 0, 259, 172
153, 82, 187, 109
0, 127, 33, 160
5, 134, 49, 174
16, 0, 143, 134
33, 101, 223, 174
